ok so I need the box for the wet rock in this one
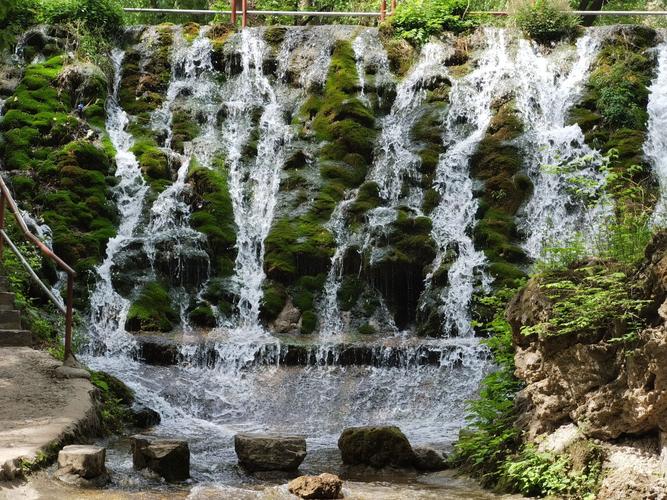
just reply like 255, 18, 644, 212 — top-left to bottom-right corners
56, 445, 108, 486
271, 299, 301, 334
131, 435, 190, 482
234, 433, 307, 472
288, 473, 344, 499
131, 404, 161, 428
338, 426, 415, 468
413, 447, 447, 471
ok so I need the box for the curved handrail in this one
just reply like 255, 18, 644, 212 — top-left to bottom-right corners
0, 175, 76, 362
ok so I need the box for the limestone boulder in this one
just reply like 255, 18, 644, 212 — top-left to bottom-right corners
288, 473, 344, 499
57, 445, 106, 479
337, 426, 415, 468
131, 435, 190, 482
234, 433, 306, 472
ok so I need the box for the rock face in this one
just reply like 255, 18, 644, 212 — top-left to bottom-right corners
131, 435, 190, 482
413, 447, 447, 471
57, 445, 106, 479
507, 238, 667, 440
131, 404, 161, 428
337, 426, 415, 468
287, 473, 344, 499
234, 433, 307, 472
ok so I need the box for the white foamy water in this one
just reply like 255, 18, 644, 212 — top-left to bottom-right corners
427, 29, 512, 337
515, 33, 609, 258
646, 40, 667, 224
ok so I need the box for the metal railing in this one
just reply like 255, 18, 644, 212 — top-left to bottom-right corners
0, 175, 75, 361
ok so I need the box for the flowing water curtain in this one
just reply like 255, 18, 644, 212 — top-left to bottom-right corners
425, 28, 514, 338
88, 48, 150, 355
318, 40, 453, 337
645, 40, 667, 225
515, 31, 611, 260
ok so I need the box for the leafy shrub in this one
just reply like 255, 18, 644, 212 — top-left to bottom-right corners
500, 444, 603, 498
0, 0, 39, 49
389, 0, 476, 45
39, 0, 124, 37
510, 0, 580, 44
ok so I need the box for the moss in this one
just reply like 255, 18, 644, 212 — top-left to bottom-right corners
189, 304, 216, 327
264, 26, 287, 45
338, 275, 364, 311
130, 138, 171, 189
171, 110, 200, 153
188, 158, 237, 277
382, 38, 416, 77
263, 40, 375, 323
357, 323, 376, 335
0, 56, 117, 299
125, 282, 179, 332
183, 22, 200, 42
300, 310, 318, 334
569, 26, 657, 193
90, 371, 134, 435
261, 280, 287, 322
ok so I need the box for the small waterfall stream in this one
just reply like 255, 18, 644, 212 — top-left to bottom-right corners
515, 33, 609, 258
88, 48, 149, 354
427, 28, 512, 337
646, 40, 667, 223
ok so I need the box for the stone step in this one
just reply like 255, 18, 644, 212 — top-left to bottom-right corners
0, 292, 15, 308
0, 310, 21, 330
0, 329, 32, 347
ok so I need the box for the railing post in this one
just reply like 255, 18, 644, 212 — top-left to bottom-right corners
242, 0, 248, 28
64, 273, 74, 362
390, 0, 396, 15
0, 193, 5, 261
231, 0, 236, 24
380, 0, 386, 21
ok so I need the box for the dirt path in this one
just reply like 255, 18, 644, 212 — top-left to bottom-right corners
0, 348, 98, 481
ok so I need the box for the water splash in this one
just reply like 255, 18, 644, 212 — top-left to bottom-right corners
427, 28, 513, 337
352, 28, 393, 104
88, 48, 149, 354
646, 40, 667, 224
515, 33, 608, 258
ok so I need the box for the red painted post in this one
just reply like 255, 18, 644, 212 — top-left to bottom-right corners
231, 0, 237, 25
390, 0, 396, 15
242, 0, 248, 28
64, 273, 74, 362
0, 193, 5, 261
380, 0, 386, 21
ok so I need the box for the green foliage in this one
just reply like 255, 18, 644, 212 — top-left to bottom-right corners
125, 282, 179, 332
39, 0, 124, 38
451, 285, 524, 485
90, 371, 134, 434
510, 0, 580, 44
522, 265, 649, 339
500, 444, 603, 498
389, 0, 476, 44
0, 0, 38, 50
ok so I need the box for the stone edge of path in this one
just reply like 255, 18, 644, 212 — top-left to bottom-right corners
0, 347, 101, 482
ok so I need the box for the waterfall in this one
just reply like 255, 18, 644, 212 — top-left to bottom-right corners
515, 33, 608, 258
427, 28, 513, 337
352, 28, 393, 104
88, 48, 150, 354
646, 40, 667, 224
143, 28, 213, 287
219, 30, 292, 331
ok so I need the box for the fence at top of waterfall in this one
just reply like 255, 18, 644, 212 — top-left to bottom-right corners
124, 5, 667, 27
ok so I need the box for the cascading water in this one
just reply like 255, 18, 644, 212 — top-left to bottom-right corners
221, 29, 293, 331
427, 28, 512, 337
352, 28, 393, 104
646, 39, 667, 223
87, 48, 149, 354
515, 33, 609, 258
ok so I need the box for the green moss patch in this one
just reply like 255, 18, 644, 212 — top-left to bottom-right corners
125, 281, 179, 332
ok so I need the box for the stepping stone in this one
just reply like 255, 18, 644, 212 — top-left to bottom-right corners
57, 445, 106, 479
131, 434, 190, 482
234, 433, 306, 472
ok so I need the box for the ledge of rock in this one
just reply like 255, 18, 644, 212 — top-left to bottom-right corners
234, 433, 307, 472
0, 348, 100, 481
131, 434, 190, 482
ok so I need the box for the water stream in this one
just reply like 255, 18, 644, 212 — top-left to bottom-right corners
646, 40, 667, 224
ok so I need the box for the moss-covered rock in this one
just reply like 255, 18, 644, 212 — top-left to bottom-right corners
0, 55, 117, 300
125, 281, 179, 332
